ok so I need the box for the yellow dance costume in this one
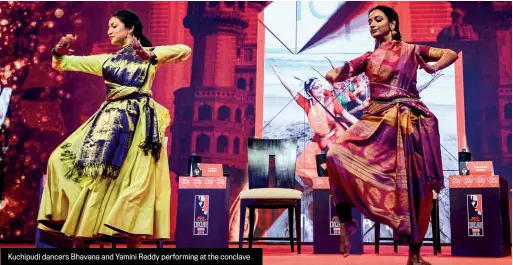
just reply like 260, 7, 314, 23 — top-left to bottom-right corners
37, 44, 191, 239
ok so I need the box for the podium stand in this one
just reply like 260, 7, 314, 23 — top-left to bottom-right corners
449, 175, 511, 257
312, 177, 363, 254
176, 176, 230, 248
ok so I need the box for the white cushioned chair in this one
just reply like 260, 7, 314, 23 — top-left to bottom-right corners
238, 138, 303, 254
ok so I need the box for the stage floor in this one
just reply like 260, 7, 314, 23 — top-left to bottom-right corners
258, 245, 511, 265
1, 243, 510, 265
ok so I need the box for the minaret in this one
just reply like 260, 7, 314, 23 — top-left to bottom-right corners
170, 2, 268, 242
171, 1, 250, 178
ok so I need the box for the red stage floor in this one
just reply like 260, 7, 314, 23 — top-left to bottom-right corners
1, 243, 510, 265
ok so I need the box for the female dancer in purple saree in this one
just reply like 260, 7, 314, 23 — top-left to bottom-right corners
324, 6, 458, 265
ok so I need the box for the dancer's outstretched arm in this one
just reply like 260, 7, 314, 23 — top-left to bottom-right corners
270, 65, 302, 99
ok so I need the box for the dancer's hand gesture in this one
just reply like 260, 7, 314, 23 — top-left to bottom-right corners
416, 52, 437, 74
55, 34, 76, 56
131, 35, 152, 61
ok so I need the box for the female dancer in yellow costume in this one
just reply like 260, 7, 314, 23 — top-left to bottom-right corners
37, 10, 191, 247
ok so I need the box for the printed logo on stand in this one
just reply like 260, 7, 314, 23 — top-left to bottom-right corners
463, 176, 473, 187
450, 176, 461, 187
329, 195, 340, 235
192, 178, 202, 188
467, 194, 484, 237
193, 195, 209, 235
215, 177, 226, 188
179, 177, 191, 188
475, 176, 486, 187
178, 176, 226, 189
449, 175, 499, 188
313, 177, 329, 189
487, 176, 498, 187
314, 178, 324, 186
204, 177, 214, 188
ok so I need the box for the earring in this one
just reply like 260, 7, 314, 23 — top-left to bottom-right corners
392, 30, 397, 37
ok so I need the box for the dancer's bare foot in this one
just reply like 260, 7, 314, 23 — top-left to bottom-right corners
339, 219, 358, 257
406, 250, 432, 265
126, 237, 142, 248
